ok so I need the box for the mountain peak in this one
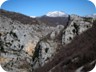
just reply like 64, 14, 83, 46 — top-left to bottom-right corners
46, 11, 68, 17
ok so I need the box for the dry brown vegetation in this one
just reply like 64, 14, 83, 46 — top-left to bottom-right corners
34, 20, 96, 72
37, 15, 69, 26
0, 9, 39, 24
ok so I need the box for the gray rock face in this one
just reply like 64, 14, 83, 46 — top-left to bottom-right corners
0, 10, 94, 72
0, 15, 56, 72
62, 15, 93, 45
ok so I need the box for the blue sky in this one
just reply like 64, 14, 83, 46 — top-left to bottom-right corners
1, 0, 96, 16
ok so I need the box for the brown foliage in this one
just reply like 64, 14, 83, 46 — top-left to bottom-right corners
37, 15, 69, 26
34, 21, 96, 72
0, 9, 39, 24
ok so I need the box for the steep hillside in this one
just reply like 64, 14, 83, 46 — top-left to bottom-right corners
0, 9, 39, 24
0, 9, 95, 72
37, 15, 69, 26
34, 20, 96, 72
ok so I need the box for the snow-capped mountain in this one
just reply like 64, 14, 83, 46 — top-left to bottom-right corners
30, 16, 37, 18
46, 11, 68, 17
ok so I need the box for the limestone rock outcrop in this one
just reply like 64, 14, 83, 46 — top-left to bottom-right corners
0, 9, 95, 72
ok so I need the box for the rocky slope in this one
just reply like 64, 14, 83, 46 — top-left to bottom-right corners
34, 20, 96, 72
0, 9, 95, 72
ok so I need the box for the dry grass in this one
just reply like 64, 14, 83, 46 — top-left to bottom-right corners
34, 21, 96, 72
0, 9, 39, 25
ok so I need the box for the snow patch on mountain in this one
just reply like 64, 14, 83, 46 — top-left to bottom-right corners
30, 16, 37, 18
46, 11, 68, 17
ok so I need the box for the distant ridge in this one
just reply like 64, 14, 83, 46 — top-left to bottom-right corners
0, 9, 39, 24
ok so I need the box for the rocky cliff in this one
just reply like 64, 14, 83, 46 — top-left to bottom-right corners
0, 9, 95, 72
